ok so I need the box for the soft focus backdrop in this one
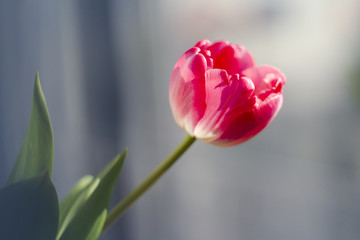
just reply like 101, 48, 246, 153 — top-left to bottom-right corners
1, 1, 360, 239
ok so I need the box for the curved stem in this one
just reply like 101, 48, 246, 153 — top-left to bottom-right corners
102, 134, 196, 231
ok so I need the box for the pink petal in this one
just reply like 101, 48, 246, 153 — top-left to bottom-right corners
241, 65, 286, 97
206, 41, 255, 75
194, 39, 212, 50
169, 48, 208, 134
212, 93, 283, 147
194, 70, 256, 142
205, 41, 229, 59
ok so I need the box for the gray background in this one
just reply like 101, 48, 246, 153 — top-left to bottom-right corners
1, 0, 360, 239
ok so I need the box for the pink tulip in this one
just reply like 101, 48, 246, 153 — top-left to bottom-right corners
169, 40, 286, 147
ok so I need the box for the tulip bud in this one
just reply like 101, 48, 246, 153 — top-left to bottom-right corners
169, 40, 285, 147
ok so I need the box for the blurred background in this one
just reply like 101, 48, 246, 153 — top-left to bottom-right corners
1, 0, 360, 239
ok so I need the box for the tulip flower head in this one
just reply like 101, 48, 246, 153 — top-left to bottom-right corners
169, 40, 286, 147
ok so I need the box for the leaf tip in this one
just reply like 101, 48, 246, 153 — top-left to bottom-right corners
35, 72, 40, 86
122, 148, 128, 156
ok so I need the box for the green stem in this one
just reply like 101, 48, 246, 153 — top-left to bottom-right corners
102, 134, 196, 231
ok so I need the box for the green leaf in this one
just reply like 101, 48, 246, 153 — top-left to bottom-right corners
84, 210, 107, 240
0, 171, 59, 240
57, 175, 99, 239
58, 150, 127, 240
7, 73, 54, 185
